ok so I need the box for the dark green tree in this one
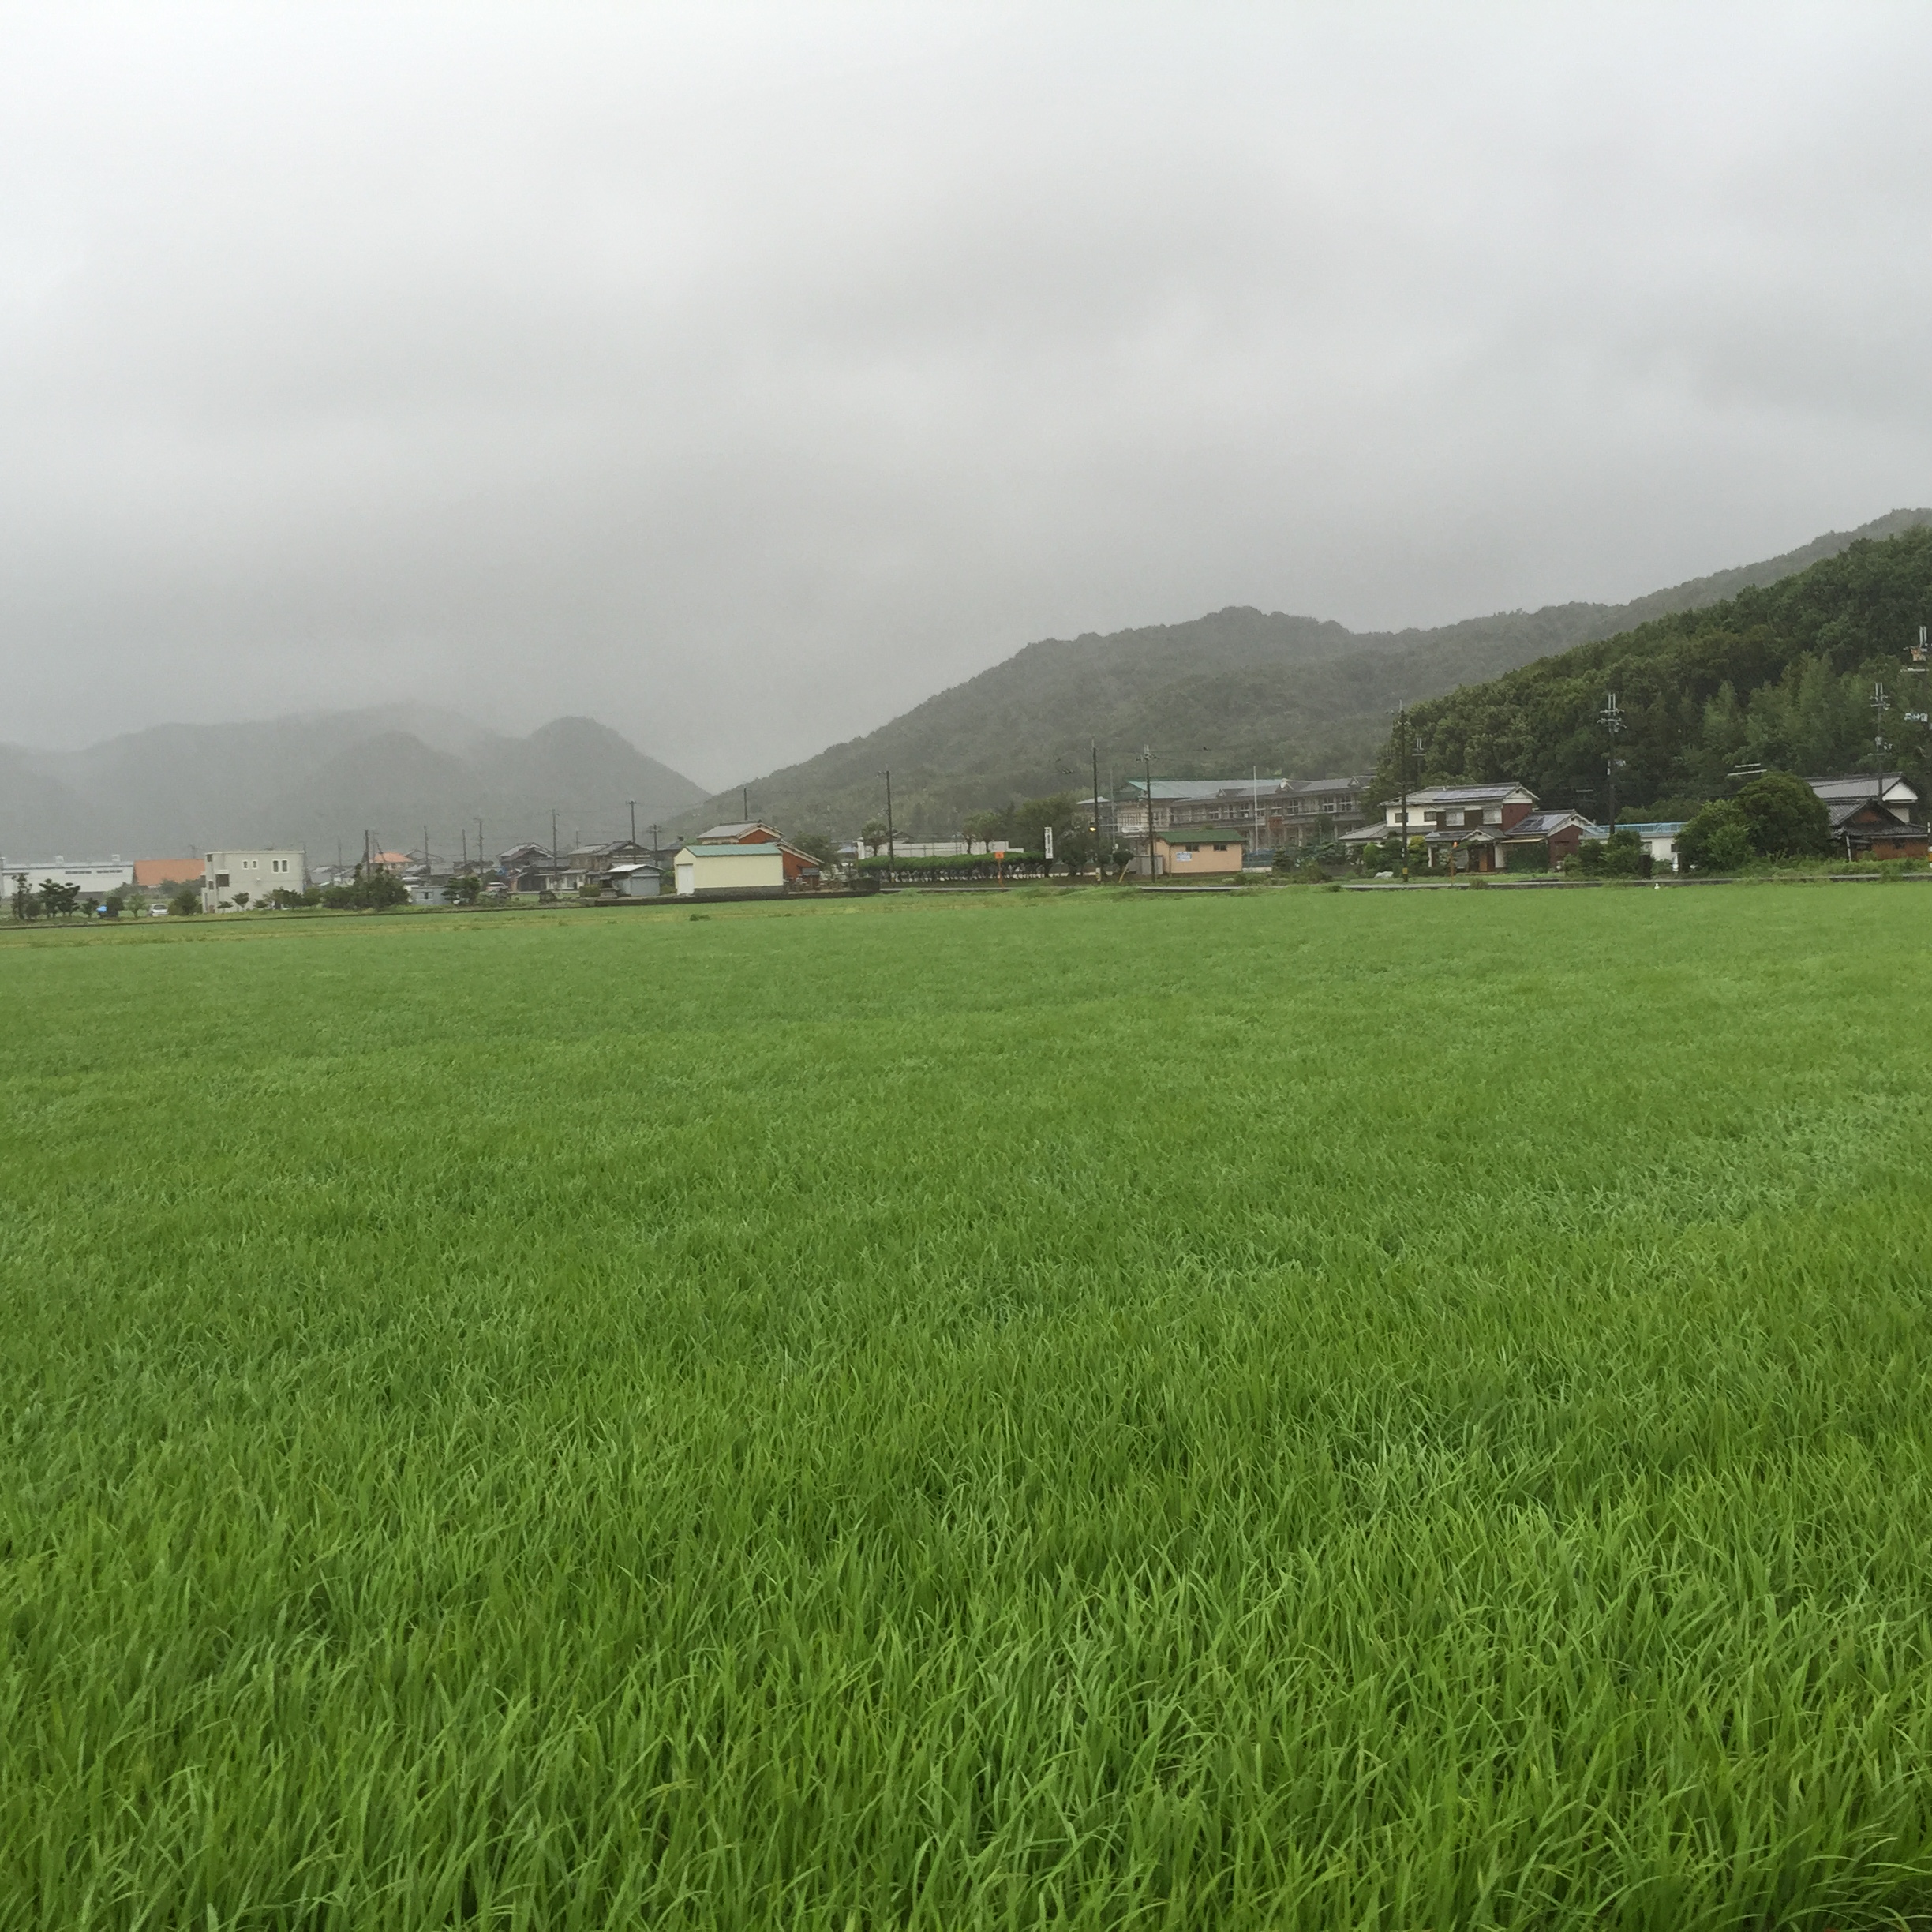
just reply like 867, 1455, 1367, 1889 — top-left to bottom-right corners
1734, 769, 1830, 859
1677, 799, 1754, 872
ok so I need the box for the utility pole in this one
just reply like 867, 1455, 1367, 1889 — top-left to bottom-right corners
1092, 741, 1102, 882
882, 770, 895, 866
551, 809, 560, 891
628, 799, 638, 849
1397, 708, 1410, 883
461, 828, 467, 871
1598, 691, 1626, 829
742, 786, 750, 822
477, 818, 485, 871
1143, 747, 1156, 878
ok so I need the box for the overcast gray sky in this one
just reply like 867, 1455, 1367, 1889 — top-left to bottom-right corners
3, 4, 1930, 786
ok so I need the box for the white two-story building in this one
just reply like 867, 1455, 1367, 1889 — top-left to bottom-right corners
204, 849, 305, 911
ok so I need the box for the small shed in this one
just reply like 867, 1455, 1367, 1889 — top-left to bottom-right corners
1153, 829, 1245, 876
608, 862, 662, 898
672, 841, 786, 898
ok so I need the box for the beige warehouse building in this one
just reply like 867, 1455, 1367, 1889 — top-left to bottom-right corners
672, 841, 785, 898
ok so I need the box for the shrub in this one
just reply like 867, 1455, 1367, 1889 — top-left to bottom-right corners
1600, 828, 1652, 878
319, 872, 409, 912
1735, 770, 1830, 859
1678, 799, 1755, 873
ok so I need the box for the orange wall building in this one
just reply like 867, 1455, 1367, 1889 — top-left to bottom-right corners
133, 858, 203, 888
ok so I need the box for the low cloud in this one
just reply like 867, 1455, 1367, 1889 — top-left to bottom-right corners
2, 3, 1929, 784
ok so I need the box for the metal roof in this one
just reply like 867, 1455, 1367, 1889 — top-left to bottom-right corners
1401, 783, 1537, 805
1507, 811, 1601, 837
677, 841, 783, 858
1825, 800, 1915, 830
1807, 773, 1918, 804
1120, 774, 1367, 800
697, 822, 776, 839
1120, 778, 1280, 799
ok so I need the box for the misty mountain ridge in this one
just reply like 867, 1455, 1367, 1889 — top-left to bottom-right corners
688, 509, 1932, 840
0, 710, 706, 863
7, 511, 1929, 862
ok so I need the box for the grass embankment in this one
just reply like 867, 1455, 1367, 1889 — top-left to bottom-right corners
4, 890, 1932, 1928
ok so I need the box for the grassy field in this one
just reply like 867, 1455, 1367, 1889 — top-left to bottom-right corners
5, 885, 1932, 1929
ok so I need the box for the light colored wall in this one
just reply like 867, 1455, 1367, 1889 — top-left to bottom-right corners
676, 848, 784, 895
2, 859, 136, 894
1159, 841, 1243, 875
204, 849, 305, 910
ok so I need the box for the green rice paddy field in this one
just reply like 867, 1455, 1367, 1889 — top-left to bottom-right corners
6, 884, 1932, 1930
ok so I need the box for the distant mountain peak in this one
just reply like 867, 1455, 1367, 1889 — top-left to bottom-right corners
0, 710, 706, 859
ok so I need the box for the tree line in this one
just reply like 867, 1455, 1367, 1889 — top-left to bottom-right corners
1374, 529, 1932, 817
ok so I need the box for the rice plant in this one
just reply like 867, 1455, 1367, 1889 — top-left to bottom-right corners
3, 886, 1931, 1927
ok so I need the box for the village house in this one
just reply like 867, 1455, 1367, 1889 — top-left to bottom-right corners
558, 839, 658, 892
1340, 784, 1596, 872
494, 842, 556, 893
1807, 774, 1927, 859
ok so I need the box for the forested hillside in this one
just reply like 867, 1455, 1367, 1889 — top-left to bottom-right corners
1376, 527, 1932, 816
690, 510, 1931, 841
